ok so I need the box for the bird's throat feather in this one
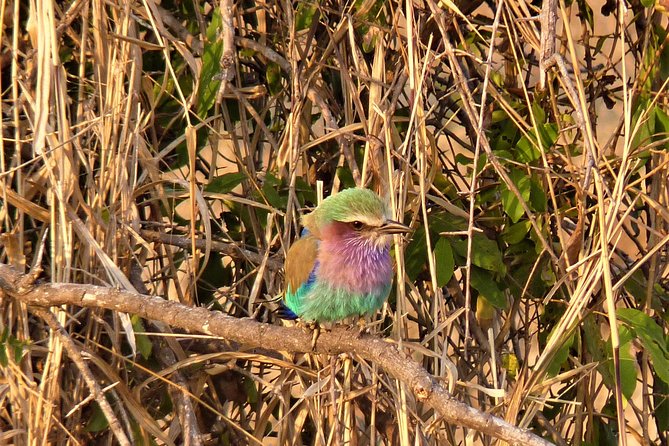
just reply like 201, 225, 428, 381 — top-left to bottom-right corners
317, 224, 392, 294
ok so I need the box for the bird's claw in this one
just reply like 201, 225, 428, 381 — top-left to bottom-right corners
297, 320, 322, 350
345, 317, 368, 338
297, 320, 315, 333
310, 325, 320, 350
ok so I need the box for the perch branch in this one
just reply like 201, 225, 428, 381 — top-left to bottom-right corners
0, 264, 554, 446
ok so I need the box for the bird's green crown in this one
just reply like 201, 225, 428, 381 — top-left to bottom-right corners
303, 188, 389, 230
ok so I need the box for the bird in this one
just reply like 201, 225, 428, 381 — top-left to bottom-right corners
279, 187, 410, 328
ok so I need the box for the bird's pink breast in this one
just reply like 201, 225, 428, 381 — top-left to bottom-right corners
317, 223, 393, 294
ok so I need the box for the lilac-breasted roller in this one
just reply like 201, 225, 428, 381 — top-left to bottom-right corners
280, 187, 410, 323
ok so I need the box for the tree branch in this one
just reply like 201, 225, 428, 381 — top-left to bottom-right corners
0, 264, 554, 446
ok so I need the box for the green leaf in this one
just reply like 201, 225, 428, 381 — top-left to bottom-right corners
654, 374, 669, 432
660, 26, 669, 81
545, 329, 575, 377
294, 177, 317, 205
131, 316, 152, 360
491, 116, 518, 151
295, 2, 318, 31
0, 327, 8, 367
595, 35, 608, 54
157, 391, 174, 417
475, 153, 487, 174
528, 214, 549, 254
336, 167, 356, 189
197, 11, 223, 117
576, 0, 594, 30
622, 269, 649, 306
3, 332, 26, 364
656, 283, 669, 311
584, 315, 612, 381
433, 238, 454, 287
592, 416, 618, 446
583, 314, 635, 399
266, 62, 283, 96
361, 29, 378, 53
205, 172, 247, 193
531, 101, 546, 123
505, 258, 548, 299
239, 47, 256, 58
130, 420, 155, 446
515, 135, 541, 163
405, 211, 469, 282
501, 168, 531, 223
244, 376, 259, 405
617, 308, 669, 385
538, 123, 558, 150
490, 71, 504, 88
264, 172, 281, 187
502, 353, 519, 379
451, 234, 507, 275
493, 149, 513, 161
631, 98, 653, 150
614, 326, 638, 400
541, 263, 556, 286
196, 252, 233, 304
470, 266, 507, 309
405, 227, 428, 281
654, 107, 669, 150
85, 403, 110, 433
529, 177, 547, 212
261, 180, 287, 209
454, 153, 472, 166
430, 211, 468, 234
514, 103, 557, 163
354, 0, 386, 44
433, 171, 455, 197
476, 187, 499, 206
501, 220, 531, 245
0, 344, 7, 367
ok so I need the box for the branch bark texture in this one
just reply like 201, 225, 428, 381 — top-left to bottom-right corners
0, 264, 553, 446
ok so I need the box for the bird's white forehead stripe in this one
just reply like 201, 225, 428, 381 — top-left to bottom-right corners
339, 214, 385, 226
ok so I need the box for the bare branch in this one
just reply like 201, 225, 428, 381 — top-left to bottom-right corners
0, 264, 554, 446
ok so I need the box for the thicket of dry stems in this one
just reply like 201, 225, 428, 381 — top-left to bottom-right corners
0, 0, 668, 445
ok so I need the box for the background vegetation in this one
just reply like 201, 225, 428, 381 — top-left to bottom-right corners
0, 0, 668, 444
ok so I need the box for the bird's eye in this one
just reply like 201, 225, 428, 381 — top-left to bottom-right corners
351, 221, 364, 230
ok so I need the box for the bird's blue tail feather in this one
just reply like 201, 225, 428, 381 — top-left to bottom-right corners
276, 302, 299, 320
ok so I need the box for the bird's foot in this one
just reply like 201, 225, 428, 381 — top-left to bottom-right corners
344, 317, 369, 338
296, 319, 314, 332
356, 317, 369, 337
297, 320, 322, 350
310, 325, 320, 350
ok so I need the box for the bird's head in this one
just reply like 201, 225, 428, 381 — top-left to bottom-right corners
302, 188, 411, 249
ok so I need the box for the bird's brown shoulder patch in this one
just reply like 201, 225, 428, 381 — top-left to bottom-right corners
284, 235, 319, 294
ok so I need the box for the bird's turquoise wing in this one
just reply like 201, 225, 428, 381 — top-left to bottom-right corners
281, 234, 319, 319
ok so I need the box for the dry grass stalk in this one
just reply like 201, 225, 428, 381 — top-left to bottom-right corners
0, 0, 667, 445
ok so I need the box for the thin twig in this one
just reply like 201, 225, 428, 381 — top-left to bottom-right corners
33, 307, 132, 446
154, 333, 204, 446
140, 229, 282, 270
216, 0, 235, 103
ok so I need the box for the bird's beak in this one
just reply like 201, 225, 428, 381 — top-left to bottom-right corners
378, 219, 412, 235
